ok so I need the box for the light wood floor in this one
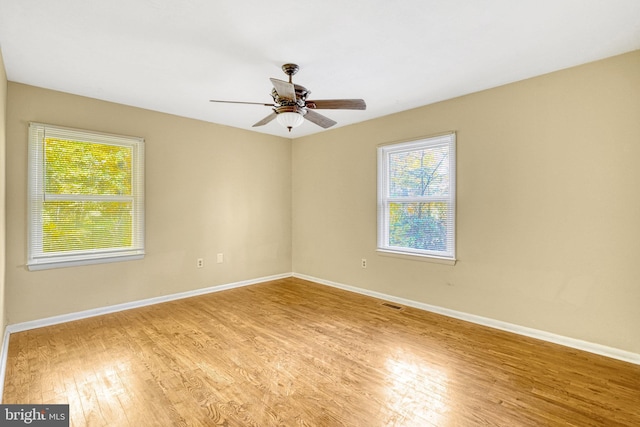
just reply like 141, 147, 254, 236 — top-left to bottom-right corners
3, 277, 639, 426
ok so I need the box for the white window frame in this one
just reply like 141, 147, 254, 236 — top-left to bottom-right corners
28, 123, 145, 270
377, 132, 456, 263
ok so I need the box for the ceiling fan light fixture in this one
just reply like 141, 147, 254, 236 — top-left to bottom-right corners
277, 111, 304, 132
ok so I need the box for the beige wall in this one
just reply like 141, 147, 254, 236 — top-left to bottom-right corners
6, 83, 292, 323
0, 48, 6, 335
293, 50, 640, 354
4, 50, 639, 356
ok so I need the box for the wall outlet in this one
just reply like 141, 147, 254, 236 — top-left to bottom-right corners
197, 258, 204, 268
217, 253, 224, 264
361, 258, 367, 268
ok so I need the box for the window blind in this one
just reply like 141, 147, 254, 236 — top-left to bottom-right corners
28, 123, 145, 270
377, 132, 456, 260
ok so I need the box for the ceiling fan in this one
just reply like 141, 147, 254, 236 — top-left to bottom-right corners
210, 63, 366, 132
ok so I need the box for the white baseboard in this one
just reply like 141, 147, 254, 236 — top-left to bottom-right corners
0, 326, 9, 399
6, 272, 292, 334
1, 273, 292, 401
293, 273, 640, 366
2, 270, 638, 403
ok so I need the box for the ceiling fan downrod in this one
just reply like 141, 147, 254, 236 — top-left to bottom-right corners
281, 63, 299, 83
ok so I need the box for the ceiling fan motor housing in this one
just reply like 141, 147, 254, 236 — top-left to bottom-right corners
275, 105, 307, 116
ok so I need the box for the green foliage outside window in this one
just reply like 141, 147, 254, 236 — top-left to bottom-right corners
388, 146, 450, 252
43, 201, 132, 252
43, 138, 133, 253
45, 138, 131, 195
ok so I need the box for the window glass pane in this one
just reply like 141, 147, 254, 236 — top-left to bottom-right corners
389, 145, 449, 197
29, 123, 144, 270
45, 138, 132, 196
43, 201, 133, 252
389, 202, 449, 252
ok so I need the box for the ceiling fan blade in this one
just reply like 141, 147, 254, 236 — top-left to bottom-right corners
210, 100, 274, 106
270, 78, 296, 100
304, 110, 337, 129
252, 112, 278, 127
305, 99, 366, 110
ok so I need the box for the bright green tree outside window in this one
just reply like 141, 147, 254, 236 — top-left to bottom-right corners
28, 123, 145, 270
43, 138, 133, 253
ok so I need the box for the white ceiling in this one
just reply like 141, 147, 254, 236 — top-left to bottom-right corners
1, 1, 639, 138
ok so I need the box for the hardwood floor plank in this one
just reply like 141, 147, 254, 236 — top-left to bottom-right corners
3, 277, 639, 426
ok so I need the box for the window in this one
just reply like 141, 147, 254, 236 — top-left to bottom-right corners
377, 133, 456, 261
28, 123, 145, 270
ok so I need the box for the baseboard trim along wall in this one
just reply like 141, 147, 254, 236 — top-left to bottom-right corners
2, 270, 638, 399
0, 327, 10, 399
0, 272, 293, 400
292, 273, 640, 366
6, 272, 292, 335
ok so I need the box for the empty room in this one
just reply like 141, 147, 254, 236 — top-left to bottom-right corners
0, 1, 639, 426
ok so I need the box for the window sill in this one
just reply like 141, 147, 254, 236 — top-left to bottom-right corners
376, 249, 457, 265
27, 254, 144, 271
